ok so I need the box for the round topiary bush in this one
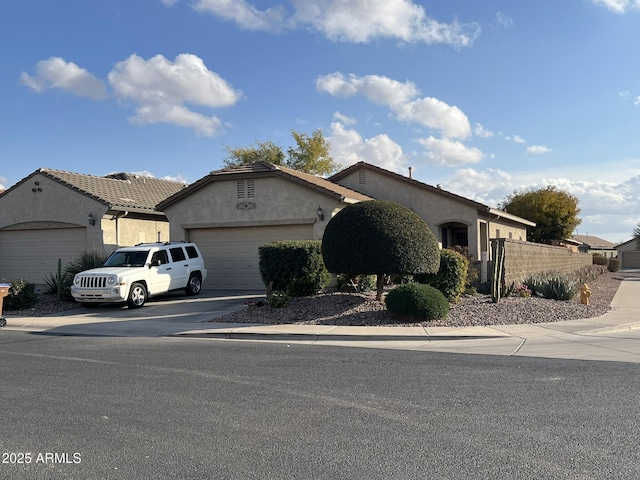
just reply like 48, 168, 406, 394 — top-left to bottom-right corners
322, 200, 440, 300
384, 283, 450, 321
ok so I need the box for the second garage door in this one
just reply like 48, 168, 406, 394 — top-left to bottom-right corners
0, 227, 87, 285
189, 224, 314, 290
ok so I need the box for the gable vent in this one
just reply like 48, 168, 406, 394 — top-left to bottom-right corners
237, 180, 245, 199
247, 179, 255, 198
359, 169, 366, 185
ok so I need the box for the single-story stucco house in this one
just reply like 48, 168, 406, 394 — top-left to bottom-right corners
615, 238, 640, 268
330, 162, 535, 263
158, 161, 535, 290
570, 235, 618, 258
0, 168, 187, 285
157, 162, 373, 290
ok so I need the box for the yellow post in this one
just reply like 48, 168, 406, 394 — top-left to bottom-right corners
580, 284, 591, 306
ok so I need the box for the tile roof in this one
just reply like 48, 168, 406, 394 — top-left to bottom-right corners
330, 161, 536, 227
570, 235, 617, 249
158, 161, 372, 209
1, 168, 188, 213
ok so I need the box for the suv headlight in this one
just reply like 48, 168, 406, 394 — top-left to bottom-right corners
107, 276, 116, 286
74, 276, 81, 285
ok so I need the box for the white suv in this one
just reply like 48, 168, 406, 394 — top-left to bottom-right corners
71, 242, 207, 308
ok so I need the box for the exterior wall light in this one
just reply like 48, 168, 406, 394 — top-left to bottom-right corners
317, 206, 325, 221
88, 213, 96, 226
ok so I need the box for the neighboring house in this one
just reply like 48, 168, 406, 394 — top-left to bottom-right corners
158, 162, 373, 290
570, 235, 618, 258
615, 238, 640, 268
330, 162, 535, 263
0, 168, 187, 285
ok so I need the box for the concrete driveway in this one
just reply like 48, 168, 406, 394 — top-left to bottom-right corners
3, 290, 266, 337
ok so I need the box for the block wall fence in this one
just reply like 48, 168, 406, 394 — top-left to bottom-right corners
490, 238, 593, 286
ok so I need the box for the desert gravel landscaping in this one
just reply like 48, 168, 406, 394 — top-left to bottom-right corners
5, 271, 635, 328
215, 271, 636, 327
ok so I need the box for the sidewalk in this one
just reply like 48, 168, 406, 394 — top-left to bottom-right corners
3, 277, 640, 362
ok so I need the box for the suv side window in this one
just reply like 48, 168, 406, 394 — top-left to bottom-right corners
185, 246, 199, 259
169, 247, 186, 262
151, 250, 169, 266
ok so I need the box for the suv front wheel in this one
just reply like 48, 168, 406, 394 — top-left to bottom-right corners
185, 273, 202, 296
127, 282, 147, 308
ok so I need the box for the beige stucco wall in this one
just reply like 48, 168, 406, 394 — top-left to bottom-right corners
616, 240, 637, 253
101, 216, 170, 251
0, 172, 106, 249
163, 176, 351, 240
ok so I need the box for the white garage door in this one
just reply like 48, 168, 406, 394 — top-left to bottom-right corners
189, 224, 314, 290
0, 227, 87, 284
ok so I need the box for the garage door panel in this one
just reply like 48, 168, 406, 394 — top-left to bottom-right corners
190, 225, 314, 290
0, 228, 87, 284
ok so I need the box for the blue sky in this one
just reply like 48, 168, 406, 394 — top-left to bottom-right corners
2, 0, 640, 243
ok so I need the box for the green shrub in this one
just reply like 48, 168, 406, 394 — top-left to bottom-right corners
592, 254, 608, 266
267, 291, 289, 308
523, 273, 579, 300
415, 249, 468, 303
44, 250, 109, 301
65, 249, 109, 277
385, 283, 450, 321
1, 279, 38, 310
337, 274, 376, 292
259, 240, 330, 297
608, 258, 621, 272
321, 200, 440, 300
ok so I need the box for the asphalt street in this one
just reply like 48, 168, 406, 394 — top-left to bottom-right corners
1, 332, 639, 479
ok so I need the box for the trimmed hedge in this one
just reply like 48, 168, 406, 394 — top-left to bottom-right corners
1, 279, 38, 310
259, 240, 330, 296
607, 258, 621, 272
385, 283, 450, 321
415, 249, 468, 303
321, 200, 440, 276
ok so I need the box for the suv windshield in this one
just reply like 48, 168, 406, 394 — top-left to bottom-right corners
103, 250, 150, 267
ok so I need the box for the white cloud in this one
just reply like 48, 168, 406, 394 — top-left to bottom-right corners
192, 0, 290, 32
182, 0, 480, 47
333, 111, 357, 125
418, 136, 483, 166
393, 97, 471, 139
505, 134, 526, 143
328, 122, 407, 172
494, 12, 514, 28
20, 57, 107, 100
318, 72, 471, 139
317, 72, 420, 106
0, 176, 6, 191
474, 123, 494, 138
108, 53, 242, 136
635, 96, 640, 106
592, 0, 640, 13
527, 145, 552, 154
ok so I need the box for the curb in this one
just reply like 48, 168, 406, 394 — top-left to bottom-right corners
172, 331, 510, 342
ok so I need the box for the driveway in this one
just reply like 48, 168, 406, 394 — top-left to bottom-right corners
3, 290, 265, 337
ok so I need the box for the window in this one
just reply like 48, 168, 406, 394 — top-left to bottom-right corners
185, 246, 199, 259
169, 247, 186, 262
151, 250, 169, 265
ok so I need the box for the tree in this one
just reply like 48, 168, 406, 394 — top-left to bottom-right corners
222, 129, 341, 176
321, 200, 440, 301
499, 186, 581, 243
222, 140, 285, 167
633, 223, 640, 250
287, 129, 341, 176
